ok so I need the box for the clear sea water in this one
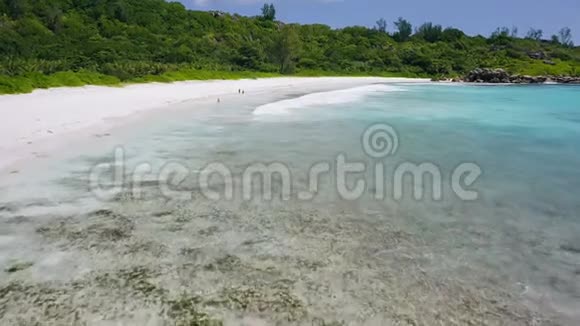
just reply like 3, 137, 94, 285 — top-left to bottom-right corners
1, 83, 579, 324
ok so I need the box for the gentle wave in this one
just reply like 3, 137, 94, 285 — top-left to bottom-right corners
253, 84, 406, 116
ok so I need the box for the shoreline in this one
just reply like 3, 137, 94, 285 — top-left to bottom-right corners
0, 77, 428, 172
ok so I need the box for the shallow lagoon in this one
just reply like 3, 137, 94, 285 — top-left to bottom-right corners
1, 83, 579, 325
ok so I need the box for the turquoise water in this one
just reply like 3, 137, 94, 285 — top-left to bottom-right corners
110, 84, 580, 321
1, 83, 580, 324
251, 84, 580, 321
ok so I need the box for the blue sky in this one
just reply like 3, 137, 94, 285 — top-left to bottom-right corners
178, 0, 580, 44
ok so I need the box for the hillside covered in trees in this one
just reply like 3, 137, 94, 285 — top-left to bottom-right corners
1, 0, 579, 93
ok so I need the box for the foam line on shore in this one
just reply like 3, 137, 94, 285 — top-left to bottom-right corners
253, 84, 405, 116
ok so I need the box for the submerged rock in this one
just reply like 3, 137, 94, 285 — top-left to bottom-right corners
4, 261, 34, 273
560, 242, 580, 254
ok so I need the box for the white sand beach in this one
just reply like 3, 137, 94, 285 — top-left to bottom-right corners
0, 77, 425, 171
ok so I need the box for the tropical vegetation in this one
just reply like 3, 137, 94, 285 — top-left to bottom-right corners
1, 0, 579, 94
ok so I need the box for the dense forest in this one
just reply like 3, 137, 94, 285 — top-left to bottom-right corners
1, 0, 579, 93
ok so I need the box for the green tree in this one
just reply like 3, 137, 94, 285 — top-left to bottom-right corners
557, 27, 573, 47
416, 22, 443, 43
490, 26, 511, 45
5, 0, 29, 19
510, 26, 518, 38
526, 28, 543, 41
271, 25, 301, 74
491, 27, 510, 38
261, 3, 276, 21
441, 27, 464, 42
375, 18, 387, 33
393, 17, 412, 42
42, 5, 63, 32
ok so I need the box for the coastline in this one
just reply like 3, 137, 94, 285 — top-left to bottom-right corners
0, 77, 428, 172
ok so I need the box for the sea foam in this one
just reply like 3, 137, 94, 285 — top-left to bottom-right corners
253, 84, 405, 116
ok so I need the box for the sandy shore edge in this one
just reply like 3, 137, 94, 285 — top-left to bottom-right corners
0, 77, 427, 171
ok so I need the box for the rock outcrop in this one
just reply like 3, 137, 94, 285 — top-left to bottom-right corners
527, 51, 548, 60
551, 76, 580, 84
209, 11, 226, 18
463, 68, 511, 83
460, 68, 580, 84
508, 75, 548, 84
